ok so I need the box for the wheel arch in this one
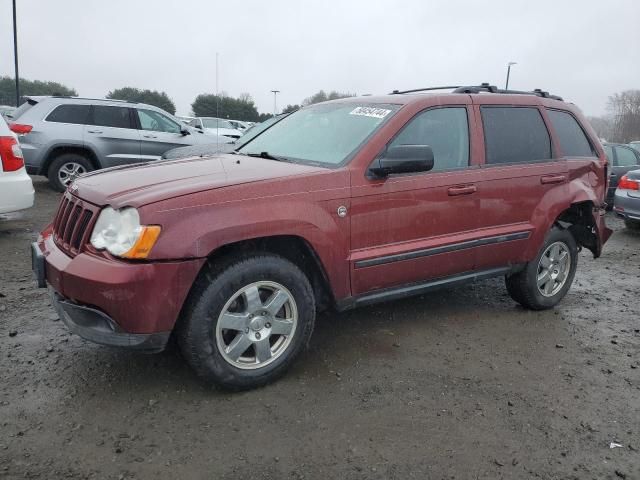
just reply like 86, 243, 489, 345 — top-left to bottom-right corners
197, 235, 336, 312
554, 200, 600, 257
42, 145, 101, 177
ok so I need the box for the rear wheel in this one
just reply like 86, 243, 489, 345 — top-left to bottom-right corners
178, 254, 315, 390
505, 227, 578, 310
48, 153, 93, 192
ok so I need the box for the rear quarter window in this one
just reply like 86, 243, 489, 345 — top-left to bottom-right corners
547, 110, 596, 157
481, 106, 552, 165
45, 104, 90, 125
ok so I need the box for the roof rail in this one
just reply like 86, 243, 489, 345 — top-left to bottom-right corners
389, 83, 563, 101
49, 95, 139, 104
390, 86, 462, 95
453, 83, 564, 101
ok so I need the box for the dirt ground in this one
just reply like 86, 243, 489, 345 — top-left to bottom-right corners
1, 178, 639, 480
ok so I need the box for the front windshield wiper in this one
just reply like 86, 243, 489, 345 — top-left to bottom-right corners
243, 151, 288, 162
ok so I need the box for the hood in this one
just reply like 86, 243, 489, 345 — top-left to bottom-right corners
72, 154, 326, 207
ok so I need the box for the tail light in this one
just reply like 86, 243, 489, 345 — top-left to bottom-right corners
618, 175, 639, 191
9, 123, 33, 135
0, 136, 25, 172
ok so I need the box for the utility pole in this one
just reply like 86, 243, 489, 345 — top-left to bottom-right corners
505, 61, 517, 90
271, 90, 280, 116
12, 0, 20, 106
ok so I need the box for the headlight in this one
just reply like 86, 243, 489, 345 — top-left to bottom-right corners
90, 207, 161, 259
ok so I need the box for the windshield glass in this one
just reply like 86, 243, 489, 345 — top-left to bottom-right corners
202, 118, 234, 129
237, 102, 400, 166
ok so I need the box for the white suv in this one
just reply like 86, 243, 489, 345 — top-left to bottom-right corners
0, 117, 34, 214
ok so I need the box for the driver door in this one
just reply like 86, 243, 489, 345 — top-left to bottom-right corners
135, 108, 193, 160
349, 105, 480, 295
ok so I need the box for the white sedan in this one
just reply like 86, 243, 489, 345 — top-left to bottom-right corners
0, 117, 34, 214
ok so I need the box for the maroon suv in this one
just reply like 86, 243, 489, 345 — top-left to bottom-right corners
33, 84, 612, 390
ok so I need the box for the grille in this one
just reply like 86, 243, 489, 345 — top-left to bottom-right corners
52, 193, 98, 256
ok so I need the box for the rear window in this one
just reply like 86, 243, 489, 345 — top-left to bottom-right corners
90, 106, 133, 129
45, 104, 90, 125
547, 110, 596, 157
10, 99, 37, 121
481, 107, 552, 165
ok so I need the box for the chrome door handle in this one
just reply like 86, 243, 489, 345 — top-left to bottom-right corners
86, 129, 103, 134
540, 175, 566, 185
447, 185, 477, 196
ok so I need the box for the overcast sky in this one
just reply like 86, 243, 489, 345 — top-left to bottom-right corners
0, 0, 638, 117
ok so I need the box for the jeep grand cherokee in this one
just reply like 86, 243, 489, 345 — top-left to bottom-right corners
33, 84, 612, 390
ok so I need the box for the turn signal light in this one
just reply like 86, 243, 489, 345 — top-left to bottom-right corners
618, 175, 639, 191
121, 226, 162, 259
9, 123, 33, 135
0, 136, 25, 172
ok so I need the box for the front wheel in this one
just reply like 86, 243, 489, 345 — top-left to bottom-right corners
505, 227, 578, 310
178, 254, 315, 390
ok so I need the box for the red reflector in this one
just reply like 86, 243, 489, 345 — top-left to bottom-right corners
0, 136, 25, 172
618, 175, 639, 191
9, 123, 32, 135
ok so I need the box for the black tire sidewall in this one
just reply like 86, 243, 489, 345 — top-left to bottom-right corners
48, 154, 93, 192
182, 255, 315, 390
524, 228, 578, 309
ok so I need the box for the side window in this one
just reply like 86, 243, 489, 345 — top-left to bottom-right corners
45, 105, 90, 125
90, 106, 133, 129
547, 110, 595, 157
481, 107, 551, 165
389, 107, 469, 172
604, 144, 614, 164
614, 146, 639, 167
137, 109, 181, 134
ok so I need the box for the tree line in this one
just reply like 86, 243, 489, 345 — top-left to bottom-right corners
1, 76, 360, 123
588, 89, 640, 143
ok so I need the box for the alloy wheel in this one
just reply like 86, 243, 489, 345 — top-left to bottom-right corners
536, 241, 571, 297
58, 162, 87, 187
215, 281, 298, 369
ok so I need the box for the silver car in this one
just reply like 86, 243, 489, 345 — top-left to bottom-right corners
613, 168, 640, 229
9, 96, 231, 191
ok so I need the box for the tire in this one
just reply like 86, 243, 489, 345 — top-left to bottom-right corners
624, 219, 640, 230
505, 227, 578, 310
47, 153, 94, 192
178, 254, 316, 390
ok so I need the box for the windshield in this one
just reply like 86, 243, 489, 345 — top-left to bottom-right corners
202, 118, 234, 129
237, 102, 400, 166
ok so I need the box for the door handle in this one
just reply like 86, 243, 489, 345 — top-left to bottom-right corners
142, 134, 157, 139
540, 175, 566, 185
447, 185, 477, 196
86, 129, 103, 134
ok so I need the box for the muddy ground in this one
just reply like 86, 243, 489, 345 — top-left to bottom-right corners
1, 179, 639, 480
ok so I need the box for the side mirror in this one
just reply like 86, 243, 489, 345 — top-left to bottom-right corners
368, 145, 434, 178
180, 127, 191, 136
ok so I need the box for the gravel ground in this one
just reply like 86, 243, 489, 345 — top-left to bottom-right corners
1, 178, 639, 480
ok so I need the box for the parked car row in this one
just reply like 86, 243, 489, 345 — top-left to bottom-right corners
7, 96, 233, 191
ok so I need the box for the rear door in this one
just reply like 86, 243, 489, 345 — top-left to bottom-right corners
349, 103, 480, 295
135, 108, 194, 159
472, 103, 566, 270
84, 105, 141, 167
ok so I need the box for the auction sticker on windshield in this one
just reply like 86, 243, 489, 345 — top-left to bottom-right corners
349, 106, 391, 119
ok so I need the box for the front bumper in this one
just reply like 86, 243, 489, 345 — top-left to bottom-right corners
50, 289, 170, 352
33, 233, 205, 349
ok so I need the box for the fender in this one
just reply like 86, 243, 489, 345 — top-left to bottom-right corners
143, 193, 352, 300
